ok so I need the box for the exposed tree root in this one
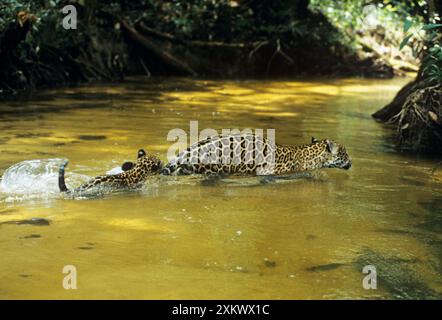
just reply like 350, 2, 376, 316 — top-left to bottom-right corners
372, 80, 423, 121
394, 84, 442, 153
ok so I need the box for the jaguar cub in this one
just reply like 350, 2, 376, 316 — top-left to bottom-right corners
58, 149, 163, 194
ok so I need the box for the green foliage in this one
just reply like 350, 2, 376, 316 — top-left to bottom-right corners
309, 0, 412, 45
0, 0, 367, 63
310, 1, 429, 55
422, 44, 442, 85
124, 0, 336, 44
422, 24, 442, 30
3, 0, 437, 86
1, 0, 85, 58
400, 20, 442, 85
399, 34, 413, 50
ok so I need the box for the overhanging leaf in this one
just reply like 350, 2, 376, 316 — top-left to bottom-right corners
403, 19, 412, 33
422, 24, 442, 30
399, 34, 412, 50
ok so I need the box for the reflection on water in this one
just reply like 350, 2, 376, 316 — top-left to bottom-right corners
0, 77, 441, 299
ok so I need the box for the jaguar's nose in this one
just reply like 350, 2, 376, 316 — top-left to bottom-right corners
342, 162, 352, 170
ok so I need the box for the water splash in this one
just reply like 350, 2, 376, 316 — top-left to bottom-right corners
0, 159, 89, 202
106, 166, 124, 175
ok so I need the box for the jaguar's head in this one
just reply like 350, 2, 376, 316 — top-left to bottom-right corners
133, 149, 163, 175
311, 137, 352, 170
120, 149, 162, 173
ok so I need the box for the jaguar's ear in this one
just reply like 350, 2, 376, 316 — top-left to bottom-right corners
311, 137, 319, 144
137, 149, 146, 158
122, 161, 134, 171
326, 140, 339, 155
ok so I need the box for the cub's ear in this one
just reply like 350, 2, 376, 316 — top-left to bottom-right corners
326, 140, 339, 155
122, 161, 135, 171
311, 137, 319, 144
137, 149, 146, 158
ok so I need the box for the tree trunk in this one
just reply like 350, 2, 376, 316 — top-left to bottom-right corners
120, 20, 197, 76
0, 11, 36, 91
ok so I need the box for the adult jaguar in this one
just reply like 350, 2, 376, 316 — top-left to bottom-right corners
58, 134, 351, 193
161, 134, 351, 175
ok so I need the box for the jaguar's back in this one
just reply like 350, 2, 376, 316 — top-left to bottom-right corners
161, 134, 351, 176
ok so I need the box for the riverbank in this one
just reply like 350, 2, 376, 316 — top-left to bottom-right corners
0, 3, 412, 99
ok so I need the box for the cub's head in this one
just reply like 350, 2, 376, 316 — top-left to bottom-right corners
120, 149, 163, 174
311, 137, 352, 170
134, 149, 163, 174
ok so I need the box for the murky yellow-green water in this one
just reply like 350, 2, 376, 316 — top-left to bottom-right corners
0, 77, 441, 299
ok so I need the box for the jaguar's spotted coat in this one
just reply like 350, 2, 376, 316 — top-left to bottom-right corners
58, 149, 163, 194
58, 134, 351, 193
161, 134, 352, 175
